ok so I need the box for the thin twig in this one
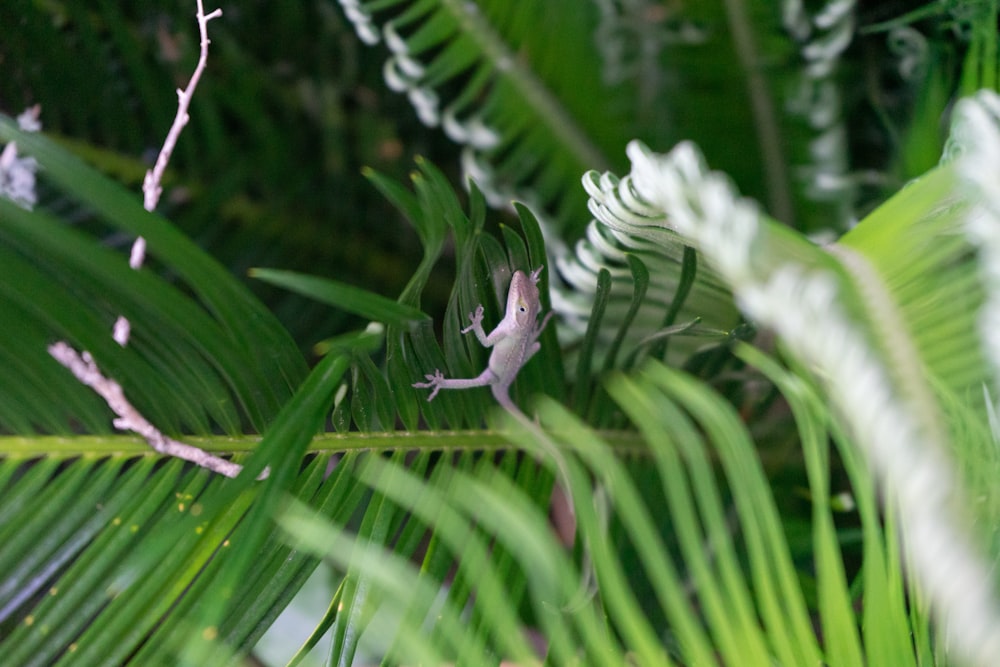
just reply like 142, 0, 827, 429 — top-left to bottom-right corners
116, 1, 221, 347
142, 1, 222, 214
50, 3, 259, 480
49, 343, 266, 479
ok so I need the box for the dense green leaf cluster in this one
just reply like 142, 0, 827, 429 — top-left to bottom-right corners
3, 1, 1000, 665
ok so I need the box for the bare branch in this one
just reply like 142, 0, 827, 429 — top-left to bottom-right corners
49, 3, 257, 481
142, 1, 223, 213
119, 1, 222, 347
48, 342, 267, 480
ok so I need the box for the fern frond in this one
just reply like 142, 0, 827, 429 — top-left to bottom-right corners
338, 0, 869, 235
547, 0, 864, 370
0, 117, 307, 435
580, 122, 1000, 663
552, 170, 740, 372
276, 353, 932, 665
337, 0, 613, 232
780, 0, 857, 226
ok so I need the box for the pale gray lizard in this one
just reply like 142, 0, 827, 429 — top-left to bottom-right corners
413, 265, 552, 413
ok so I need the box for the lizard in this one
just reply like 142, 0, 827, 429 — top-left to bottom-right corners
413, 265, 552, 413
416, 265, 581, 547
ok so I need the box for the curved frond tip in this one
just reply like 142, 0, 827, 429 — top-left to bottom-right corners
336, 0, 612, 231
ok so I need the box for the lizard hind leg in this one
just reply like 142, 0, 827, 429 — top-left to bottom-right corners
412, 369, 447, 400
413, 368, 497, 401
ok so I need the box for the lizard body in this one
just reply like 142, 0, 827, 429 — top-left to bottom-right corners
414, 265, 552, 412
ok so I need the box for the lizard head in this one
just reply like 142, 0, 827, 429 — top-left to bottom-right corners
507, 267, 543, 327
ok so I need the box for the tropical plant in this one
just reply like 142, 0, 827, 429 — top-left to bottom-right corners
2, 1, 1000, 666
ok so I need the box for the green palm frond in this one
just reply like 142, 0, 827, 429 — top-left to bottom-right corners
0, 114, 338, 663
575, 88, 1000, 663
333, 0, 891, 237
0, 345, 349, 665
278, 351, 934, 665
0, 119, 566, 663
0, 116, 307, 435
337, 0, 617, 232
5, 1, 1000, 664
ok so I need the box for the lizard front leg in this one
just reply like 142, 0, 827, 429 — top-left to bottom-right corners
461, 305, 490, 346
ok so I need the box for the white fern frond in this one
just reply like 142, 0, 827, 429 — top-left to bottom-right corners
549, 163, 739, 362
336, 0, 609, 230
551, 216, 735, 350
584, 136, 1000, 666
951, 91, 1000, 413
550, 0, 860, 361
0, 106, 42, 210
782, 0, 856, 217
592, 0, 707, 88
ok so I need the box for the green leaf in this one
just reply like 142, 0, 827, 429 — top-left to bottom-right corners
0, 118, 307, 435
0, 117, 307, 416
573, 267, 612, 415
249, 268, 428, 328
340, 0, 613, 233
737, 344, 865, 667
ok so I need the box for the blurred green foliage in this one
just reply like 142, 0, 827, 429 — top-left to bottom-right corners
1, 0, 461, 350
1, 0, 981, 355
